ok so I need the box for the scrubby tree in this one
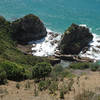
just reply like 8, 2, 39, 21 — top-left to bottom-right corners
32, 62, 52, 80
0, 68, 7, 84
0, 61, 26, 81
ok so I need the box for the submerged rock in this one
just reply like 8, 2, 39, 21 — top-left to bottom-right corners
59, 24, 93, 54
11, 14, 47, 44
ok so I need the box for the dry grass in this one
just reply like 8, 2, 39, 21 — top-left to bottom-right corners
0, 71, 100, 100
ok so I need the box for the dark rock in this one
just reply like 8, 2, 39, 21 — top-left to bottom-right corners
96, 46, 100, 48
48, 56, 61, 65
59, 24, 93, 54
54, 54, 94, 62
11, 14, 47, 44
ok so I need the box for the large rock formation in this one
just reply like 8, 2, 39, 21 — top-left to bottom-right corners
59, 24, 93, 54
11, 14, 47, 44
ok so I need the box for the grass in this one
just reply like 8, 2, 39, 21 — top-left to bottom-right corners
74, 89, 100, 100
69, 62, 100, 71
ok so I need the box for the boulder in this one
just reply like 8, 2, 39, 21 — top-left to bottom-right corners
11, 14, 47, 44
59, 24, 93, 54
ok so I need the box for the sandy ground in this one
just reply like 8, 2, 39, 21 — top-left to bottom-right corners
0, 71, 100, 100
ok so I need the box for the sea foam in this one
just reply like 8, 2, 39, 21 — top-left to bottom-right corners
79, 24, 100, 61
31, 29, 61, 56
31, 26, 100, 61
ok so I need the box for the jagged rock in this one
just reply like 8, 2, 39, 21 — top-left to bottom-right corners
59, 24, 93, 54
48, 56, 61, 65
54, 54, 94, 62
11, 14, 47, 44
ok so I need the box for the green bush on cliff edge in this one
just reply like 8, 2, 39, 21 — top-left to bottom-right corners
0, 15, 50, 82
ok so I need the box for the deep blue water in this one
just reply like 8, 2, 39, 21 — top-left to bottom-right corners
0, 0, 100, 34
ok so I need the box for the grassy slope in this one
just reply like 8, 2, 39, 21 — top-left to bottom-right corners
0, 17, 49, 66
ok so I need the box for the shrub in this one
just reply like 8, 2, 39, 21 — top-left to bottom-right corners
38, 80, 51, 91
16, 83, 20, 89
90, 63, 100, 71
70, 62, 90, 69
49, 81, 58, 94
60, 90, 64, 99
0, 68, 7, 84
53, 64, 64, 75
0, 61, 28, 81
61, 69, 75, 78
50, 64, 64, 81
32, 62, 52, 80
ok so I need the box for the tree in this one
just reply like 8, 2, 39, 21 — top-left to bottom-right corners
32, 62, 52, 80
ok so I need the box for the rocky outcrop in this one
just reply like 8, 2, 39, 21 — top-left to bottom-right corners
48, 56, 61, 65
59, 24, 93, 54
11, 14, 47, 44
54, 54, 94, 62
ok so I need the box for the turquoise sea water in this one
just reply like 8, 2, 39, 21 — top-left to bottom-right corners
0, 0, 100, 34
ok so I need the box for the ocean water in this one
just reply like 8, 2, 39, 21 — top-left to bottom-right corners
0, 0, 100, 59
0, 0, 100, 34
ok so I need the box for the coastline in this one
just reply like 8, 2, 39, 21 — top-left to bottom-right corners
29, 27, 100, 62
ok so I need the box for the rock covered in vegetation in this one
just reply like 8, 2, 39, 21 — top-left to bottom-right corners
59, 24, 93, 54
11, 14, 47, 44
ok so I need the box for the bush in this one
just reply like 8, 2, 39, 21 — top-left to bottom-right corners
0, 68, 7, 84
60, 90, 64, 99
53, 64, 64, 75
0, 61, 29, 81
70, 62, 90, 69
61, 69, 75, 78
49, 81, 58, 94
50, 64, 64, 81
90, 63, 100, 71
32, 62, 52, 80
16, 83, 20, 89
38, 80, 51, 91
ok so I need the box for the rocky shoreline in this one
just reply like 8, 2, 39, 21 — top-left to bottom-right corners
11, 14, 99, 64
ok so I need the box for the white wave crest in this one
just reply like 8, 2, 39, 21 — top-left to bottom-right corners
80, 33, 100, 60
31, 29, 61, 57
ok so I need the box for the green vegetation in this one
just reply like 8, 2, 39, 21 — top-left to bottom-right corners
69, 62, 100, 71
60, 90, 64, 99
0, 61, 30, 81
16, 83, 20, 89
0, 67, 7, 84
49, 81, 58, 94
50, 64, 75, 81
32, 62, 52, 80
38, 80, 51, 91
0, 16, 50, 83
70, 62, 90, 69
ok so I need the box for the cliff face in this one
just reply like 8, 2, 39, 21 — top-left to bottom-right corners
11, 14, 47, 44
59, 24, 93, 54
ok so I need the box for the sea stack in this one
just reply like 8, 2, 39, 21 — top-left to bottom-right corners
11, 14, 47, 44
59, 23, 93, 54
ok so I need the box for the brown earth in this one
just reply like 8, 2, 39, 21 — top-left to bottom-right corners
0, 71, 100, 100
